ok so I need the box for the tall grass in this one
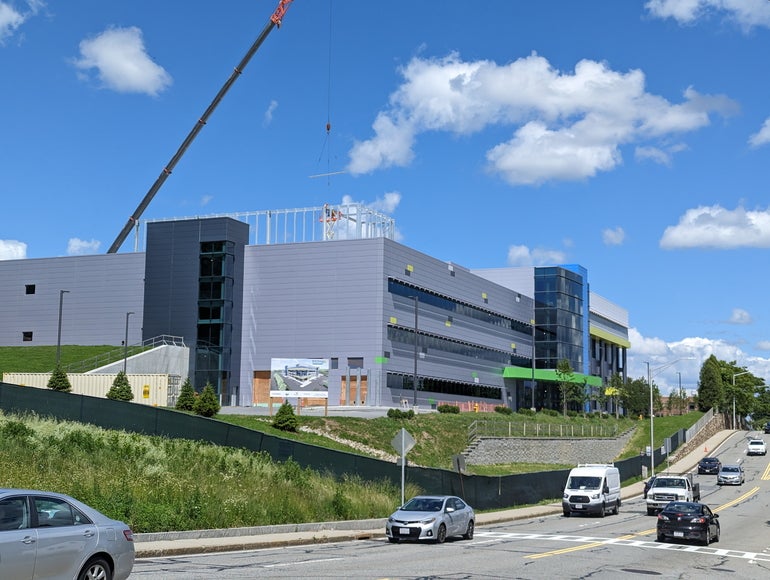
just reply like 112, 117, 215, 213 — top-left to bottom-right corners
0, 411, 414, 533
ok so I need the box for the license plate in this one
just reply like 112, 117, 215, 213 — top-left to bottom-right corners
399, 528, 411, 535
574, 504, 583, 509
674, 531, 684, 537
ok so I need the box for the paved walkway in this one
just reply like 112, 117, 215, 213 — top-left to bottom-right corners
133, 429, 738, 558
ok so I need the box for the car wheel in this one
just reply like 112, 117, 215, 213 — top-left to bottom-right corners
563, 510, 570, 517
657, 533, 665, 542
78, 557, 112, 580
436, 523, 447, 544
647, 508, 655, 516
713, 525, 720, 543
598, 503, 606, 518
388, 537, 399, 544
701, 532, 710, 546
463, 520, 474, 540
614, 500, 620, 515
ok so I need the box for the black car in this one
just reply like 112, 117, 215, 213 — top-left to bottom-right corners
657, 501, 720, 546
764, 422, 770, 434
697, 456, 722, 475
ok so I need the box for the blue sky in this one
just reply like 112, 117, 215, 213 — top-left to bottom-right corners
2, 0, 770, 394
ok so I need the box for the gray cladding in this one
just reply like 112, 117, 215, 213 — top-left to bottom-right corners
0, 254, 145, 347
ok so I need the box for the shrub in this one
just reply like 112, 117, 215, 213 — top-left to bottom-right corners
175, 378, 196, 412
494, 405, 513, 415
273, 402, 298, 431
106, 371, 134, 401
517, 407, 535, 416
1, 420, 35, 440
437, 404, 460, 414
47, 364, 72, 393
386, 408, 415, 419
193, 383, 221, 417
542, 408, 559, 417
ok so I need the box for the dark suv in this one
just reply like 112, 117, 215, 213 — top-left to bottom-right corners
764, 422, 770, 434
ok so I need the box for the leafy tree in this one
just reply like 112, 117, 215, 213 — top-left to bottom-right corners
193, 383, 220, 417
697, 355, 723, 412
175, 378, 196, 412
606, 372, 624, 419
273, 402, 299, 431
47, 364, 72, 392
106, 370, 134, 401
555, 358, 583, 416
620, 377, 653, 418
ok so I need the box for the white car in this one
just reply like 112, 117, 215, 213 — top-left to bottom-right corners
747, 438, 767, 456
386, 495, 475, 544
0, 489, 135, 580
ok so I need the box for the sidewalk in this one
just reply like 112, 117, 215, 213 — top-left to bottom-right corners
133, 429, 737, 558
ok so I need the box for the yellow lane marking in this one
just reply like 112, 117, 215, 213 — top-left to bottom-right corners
525, 488, 760, 559
713, 487, 759, 512
762, 463, 770, 481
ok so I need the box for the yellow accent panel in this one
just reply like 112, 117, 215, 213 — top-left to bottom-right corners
389, 316, 397, 324
406, 264, 414, 272
481, 292, 487, 299
590, 325, 631, 348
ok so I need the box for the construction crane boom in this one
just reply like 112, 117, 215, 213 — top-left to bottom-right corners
107, 0, 295, 253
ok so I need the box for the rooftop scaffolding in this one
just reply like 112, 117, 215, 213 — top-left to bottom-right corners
139, 203, 396, 250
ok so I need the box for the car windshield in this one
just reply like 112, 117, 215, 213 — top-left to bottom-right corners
722, 466, 738, 473
750, 441, 763, 445
701, 458, 718, 464
402, 498, 443, 512
567, 476, 601, 490
654, 478, 685, 488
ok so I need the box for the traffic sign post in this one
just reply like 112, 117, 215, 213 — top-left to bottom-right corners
391, 428, 415, 505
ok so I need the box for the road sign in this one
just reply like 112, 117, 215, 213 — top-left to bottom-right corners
391, 428, 415, 455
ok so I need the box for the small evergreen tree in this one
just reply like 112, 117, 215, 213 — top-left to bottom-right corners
273, 402, 298, 431
175, 377, 196, 412
698, 355, 723, 412
106, 370, 134, 401
193, 383, 220, 417
47, 364, 72, 392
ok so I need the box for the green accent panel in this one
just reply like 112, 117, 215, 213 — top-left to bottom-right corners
374, 356, 388, 364
589, 325, 631, 348
503, 366, 602, 387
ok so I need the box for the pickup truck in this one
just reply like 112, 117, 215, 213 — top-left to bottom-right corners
645, 473, 700, 515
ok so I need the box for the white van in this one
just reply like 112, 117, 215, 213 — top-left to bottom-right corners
562, 463, 621, 517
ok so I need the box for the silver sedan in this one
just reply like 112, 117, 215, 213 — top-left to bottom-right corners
386, 495, 475, 544
0, 488, 135, 580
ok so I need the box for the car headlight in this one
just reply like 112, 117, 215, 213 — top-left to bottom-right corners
388, 517, 395, 523
590, 493, 600, 499
421, 517, 436, 524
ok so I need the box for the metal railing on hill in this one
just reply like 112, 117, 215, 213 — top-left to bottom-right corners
468, 419, 620, 443
64, 335, 186, 373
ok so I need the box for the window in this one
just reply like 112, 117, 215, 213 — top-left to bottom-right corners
22, 331, 32, 342
33, 496, 92, 527
0, 497, 28, 531
347, 357, 364, 369
25, 284, 35, 295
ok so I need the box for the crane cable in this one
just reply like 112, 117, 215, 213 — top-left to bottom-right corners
315, 0, 334, 184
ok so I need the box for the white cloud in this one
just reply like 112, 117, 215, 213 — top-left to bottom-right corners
749, 118, 770, 148
347, 52, 735, 185
506, 244, 566, 266
264, 100, 278, 126
627, 327, 770, 390
660, 205, 770, 249
67, 238, 100, 255
336, 193, 403, 242
635, 145, 672, 166
757, 341, 770, 351
200, 194, 213, 206
645, 0, 770, 30
728, 308, 752, 325
0, 2, 24, 43
0, 239, 27, 260
602, 227, 625, 246
72, 26, 172, 96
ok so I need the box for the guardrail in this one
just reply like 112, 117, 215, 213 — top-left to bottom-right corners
468, 419, 620, 443
684, 408, 714, 442
64, 335, 186, 373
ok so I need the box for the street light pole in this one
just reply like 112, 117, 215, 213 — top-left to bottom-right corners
646, 361, 654, 476
412, 296, 418, 407
124, 312, 135, 373
645, 357, 693, 477
530, 319, 536, 411
56, 290, 70, 366
732, 371, 750, 430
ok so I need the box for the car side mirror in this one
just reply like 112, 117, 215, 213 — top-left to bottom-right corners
603, 487, 609, 494
446, 506, 455, 513
713, 513, 719, 519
